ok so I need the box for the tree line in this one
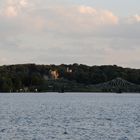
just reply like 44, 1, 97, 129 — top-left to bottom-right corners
0, 63, 140, 92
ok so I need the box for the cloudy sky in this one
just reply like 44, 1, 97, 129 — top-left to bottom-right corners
0, 0, 140, 68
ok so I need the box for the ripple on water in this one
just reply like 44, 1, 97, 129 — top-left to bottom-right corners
0, 93, 140, 140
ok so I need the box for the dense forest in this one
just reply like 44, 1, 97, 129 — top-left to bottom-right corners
0, 63, 140, 92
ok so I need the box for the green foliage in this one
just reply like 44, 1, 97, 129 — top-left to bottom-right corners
0, 63, 140, 92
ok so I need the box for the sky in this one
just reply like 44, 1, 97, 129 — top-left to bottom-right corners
0, 0, 140, 68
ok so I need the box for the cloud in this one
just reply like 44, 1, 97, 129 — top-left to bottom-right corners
6, 0, 28, 8
4, 6, 17, 17
125, 14, 140, 24
78, 6, 97, 14
0, 1, 140, 67
44, 5, 119, 33
78, 6, 118, 25
1, 0, 29, 18
19, 0, 28, 7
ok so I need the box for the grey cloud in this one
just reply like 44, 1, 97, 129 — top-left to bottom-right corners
0, 1, 140, 68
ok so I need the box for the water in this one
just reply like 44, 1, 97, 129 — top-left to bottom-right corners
0, 93, 140, 140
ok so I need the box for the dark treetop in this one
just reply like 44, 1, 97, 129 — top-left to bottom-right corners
0, 63, 140, 92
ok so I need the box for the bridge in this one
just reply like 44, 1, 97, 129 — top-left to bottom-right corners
95, 77, 140, 92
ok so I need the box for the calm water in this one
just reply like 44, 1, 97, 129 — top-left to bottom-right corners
0, 93, 140, 140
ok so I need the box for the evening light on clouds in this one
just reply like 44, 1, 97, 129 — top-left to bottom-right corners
0, 0, 140, 68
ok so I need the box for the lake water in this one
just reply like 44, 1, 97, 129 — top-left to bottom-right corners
0, 93, 140, 140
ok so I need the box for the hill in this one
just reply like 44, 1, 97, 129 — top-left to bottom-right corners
0, 64, 140, 92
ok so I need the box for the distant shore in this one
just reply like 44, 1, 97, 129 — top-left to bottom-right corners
0, 64, 140, 93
